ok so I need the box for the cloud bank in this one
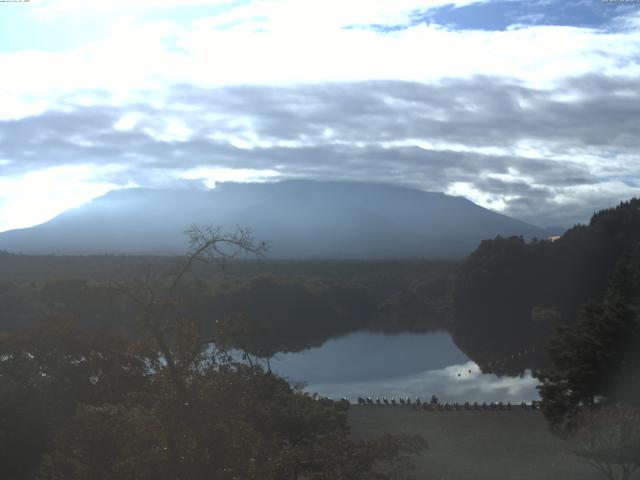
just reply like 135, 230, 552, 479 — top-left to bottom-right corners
0, 0, 639, 230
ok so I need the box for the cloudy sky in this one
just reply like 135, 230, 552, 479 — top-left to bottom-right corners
1, 0, 639, 232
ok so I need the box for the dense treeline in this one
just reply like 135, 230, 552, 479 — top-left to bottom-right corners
0, 257, 456, 355
533, 238, 640, 479
453, 198, 640, 375
206, 275, 374, 357
0, 251, 456, 284
537, 243, 640, 432
449, 198, 640, 477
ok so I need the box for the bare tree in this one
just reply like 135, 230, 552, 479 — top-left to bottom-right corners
111, 225, 267, 474
116, 224, 266, 383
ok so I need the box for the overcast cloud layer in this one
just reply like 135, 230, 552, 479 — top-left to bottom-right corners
0, 0, 639, 231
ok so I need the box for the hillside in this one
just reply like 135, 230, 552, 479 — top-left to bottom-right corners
452, 197, 640, 374
0, 180, 547, 259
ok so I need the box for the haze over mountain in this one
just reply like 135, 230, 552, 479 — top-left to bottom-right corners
0, 180, 554, 259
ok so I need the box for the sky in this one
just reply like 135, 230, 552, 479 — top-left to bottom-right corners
0, 0, 639, 232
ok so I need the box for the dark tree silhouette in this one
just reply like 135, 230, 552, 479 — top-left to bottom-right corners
0, 225, 425, 480
534, 245, 640, 480
453, 198, 640, 375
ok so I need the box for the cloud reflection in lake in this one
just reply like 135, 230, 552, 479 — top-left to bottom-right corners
269, 331, 539, 403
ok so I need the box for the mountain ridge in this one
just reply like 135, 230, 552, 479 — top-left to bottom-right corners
0, 180, 552, 258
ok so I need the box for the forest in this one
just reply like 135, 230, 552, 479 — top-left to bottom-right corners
454, 198, 640, 478
452, 198, 640, 375
0, 253, 455, 354
1, 198, 640, 479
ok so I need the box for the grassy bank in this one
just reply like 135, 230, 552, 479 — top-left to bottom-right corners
348, 406, 629, 480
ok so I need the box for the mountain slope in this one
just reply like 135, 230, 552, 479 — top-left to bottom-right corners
0, 180, 548, 258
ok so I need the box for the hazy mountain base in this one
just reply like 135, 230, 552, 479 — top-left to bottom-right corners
0, 180, 550, 258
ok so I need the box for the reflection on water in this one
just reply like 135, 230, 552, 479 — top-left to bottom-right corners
269, 331, 539, 403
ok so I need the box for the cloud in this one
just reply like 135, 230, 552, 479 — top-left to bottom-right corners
422, 0, 640, 32
35, 0, 487, 29
32, 0, 243, 20
1, 74, 637, 228
299, 361, 540, 403
2, 2, 639, 115
180, 166, 281, 187
0, 1, 639, 230
0, 164, 129, 232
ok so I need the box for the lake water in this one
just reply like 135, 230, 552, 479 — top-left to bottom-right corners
268, 331, 539, 404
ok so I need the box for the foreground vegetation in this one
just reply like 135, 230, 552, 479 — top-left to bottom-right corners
1, 319, 428, 480
0, 227, 426, 479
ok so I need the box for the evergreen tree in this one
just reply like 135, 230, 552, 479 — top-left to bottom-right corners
536, 245, 640, 434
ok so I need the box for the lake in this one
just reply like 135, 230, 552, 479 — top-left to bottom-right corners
268, 331, 540, 404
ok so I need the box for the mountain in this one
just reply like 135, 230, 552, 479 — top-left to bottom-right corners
0, 180, 549, 258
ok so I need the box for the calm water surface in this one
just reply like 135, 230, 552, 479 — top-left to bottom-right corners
269, 331, 539, 403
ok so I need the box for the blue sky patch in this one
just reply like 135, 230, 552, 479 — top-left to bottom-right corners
411, 0, 639, 32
